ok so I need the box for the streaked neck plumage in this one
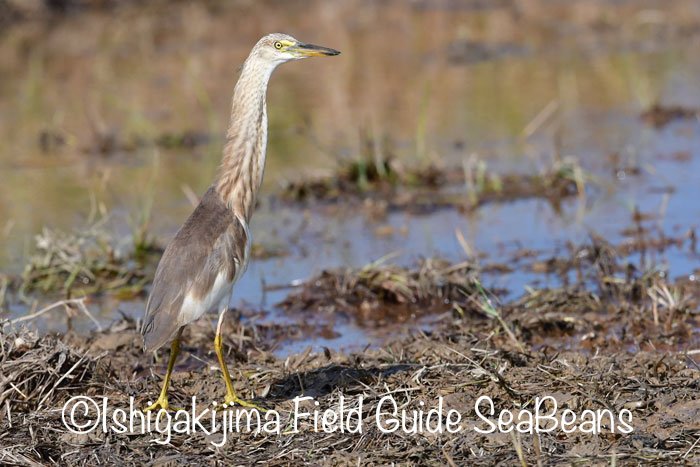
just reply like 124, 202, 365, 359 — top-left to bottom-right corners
215, 55, 278, 223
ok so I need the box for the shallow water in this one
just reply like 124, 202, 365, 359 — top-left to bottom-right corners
1, 0, 699, 353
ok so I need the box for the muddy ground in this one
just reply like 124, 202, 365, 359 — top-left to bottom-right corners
2, 234, 700, 465
1, 313, 699, 465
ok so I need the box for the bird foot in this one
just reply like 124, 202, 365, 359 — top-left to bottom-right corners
223, 392, 267, 412
143, 395, 182, 412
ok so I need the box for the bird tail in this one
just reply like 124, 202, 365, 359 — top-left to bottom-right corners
141, 308, 181, 352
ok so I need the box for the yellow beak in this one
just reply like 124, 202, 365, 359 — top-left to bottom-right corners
290, 42, 341, 57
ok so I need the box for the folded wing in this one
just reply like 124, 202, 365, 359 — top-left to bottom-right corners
141, 186, 247, 352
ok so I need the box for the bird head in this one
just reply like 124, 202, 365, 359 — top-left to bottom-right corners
252, 33, 340, 66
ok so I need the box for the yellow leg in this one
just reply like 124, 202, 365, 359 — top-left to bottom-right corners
215, 307, 266, 411
143, 328, 182, 412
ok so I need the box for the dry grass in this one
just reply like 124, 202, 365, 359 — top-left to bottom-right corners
19, 221, 159, 299
1, 230, 699, 464
275, 232, 700, 354
0, 327, 100, 414
278, 258, 481, 326
1, 314, 699, 465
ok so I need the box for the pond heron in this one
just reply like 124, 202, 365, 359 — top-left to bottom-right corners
140, 33, 339, 412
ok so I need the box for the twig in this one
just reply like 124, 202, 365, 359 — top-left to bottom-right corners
37, 355, 87, 409
5, 298, 102, 331
683, 436, 700, 459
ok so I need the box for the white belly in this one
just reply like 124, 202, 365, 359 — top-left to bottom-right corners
178, 272, 233, 325
177, 217, 252, 326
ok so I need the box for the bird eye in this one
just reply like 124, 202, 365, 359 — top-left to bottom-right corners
274, 41, 282, 49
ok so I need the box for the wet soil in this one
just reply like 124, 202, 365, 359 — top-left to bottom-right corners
2, 231, 700, 464
2, 309, 699, 465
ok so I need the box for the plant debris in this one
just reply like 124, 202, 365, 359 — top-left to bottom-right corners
1, 312, 699, 464
642, 103, 699, 128
0, 327, 99, 413
278, 258, 481, 326
20, 224, 158, 298
2, 229, 699, 464
282, 155, 588, 213
273, 231, 700, 353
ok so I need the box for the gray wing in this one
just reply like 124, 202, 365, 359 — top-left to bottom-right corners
140, 186, 248, 351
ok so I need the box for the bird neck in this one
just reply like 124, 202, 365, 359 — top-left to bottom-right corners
215, 57, 276, 223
